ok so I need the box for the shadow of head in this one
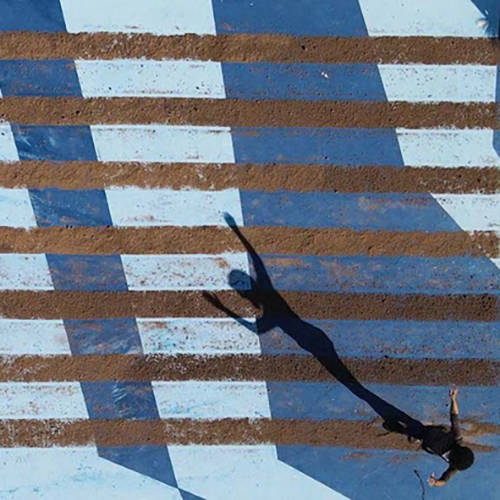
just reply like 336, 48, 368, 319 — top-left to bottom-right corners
228, 269, 262, 309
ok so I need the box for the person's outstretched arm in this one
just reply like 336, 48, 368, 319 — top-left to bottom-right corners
449, 387, 462, 442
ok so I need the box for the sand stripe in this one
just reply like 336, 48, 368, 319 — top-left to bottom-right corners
0, 34, 496, 65
1, 98, 496, 129
0, 355, 497, 385
0, 419, 495, 449
0, 227, 498, 258
0, 291, 496, 321
0, 163, 496, 193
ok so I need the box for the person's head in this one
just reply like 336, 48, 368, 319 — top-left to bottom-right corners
449, 445, 475, 471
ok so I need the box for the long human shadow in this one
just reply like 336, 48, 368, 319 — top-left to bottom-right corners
204, 213, 439, 444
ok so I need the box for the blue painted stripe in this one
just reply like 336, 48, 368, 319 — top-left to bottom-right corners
259, 320, 500, 359
46, 254, 128, 291
223, 63, 387, 101
0, 60, 81, 97
29, 189, 113, 227
64, 319, 143, 355
98, 447, 177, 487
257, 255, 500, 294
231, 127, 404, 166
213, 0, 368, 36
11, 125, 97, 161
278, 447, 497, 500
0, 0, 66, 32
266, 383, 500, 423
80, 382, 160, 419
241, 192, 462, 231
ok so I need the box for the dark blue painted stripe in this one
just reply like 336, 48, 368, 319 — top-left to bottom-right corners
266, 383, 500, 423
259, 320, 500, 359
29, 189, 113, 226
231, 127, 404, 166
278, 447, 497, 500
0, 60, 81, 97
0, 0, 66, 32
256, 255, 500, 294
213, 0, 368, 36
46, 254, 128, 291
223, 63, 387, 101
241, 191, 462, 231
11, 125, 97, 161
80, 382, 160, 419
64, 319, 143, 354
98, 447, 177, 488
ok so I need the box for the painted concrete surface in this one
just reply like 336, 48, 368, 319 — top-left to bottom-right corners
0, 1, 498, 500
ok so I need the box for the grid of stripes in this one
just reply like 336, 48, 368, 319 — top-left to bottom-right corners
0, 1, 499, 500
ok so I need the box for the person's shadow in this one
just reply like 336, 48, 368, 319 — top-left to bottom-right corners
204, 213, 451, 448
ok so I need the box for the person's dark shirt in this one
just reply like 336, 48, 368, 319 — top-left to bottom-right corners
422, 413, 462, 482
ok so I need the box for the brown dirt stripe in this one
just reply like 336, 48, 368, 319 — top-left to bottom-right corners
0, 419, 495, 451
1, 98, 496, 129
0, 291, 497, 321
0, 355, 497, 385
0, 33, 498, 63
0, 227, 498, 258
0, 163, 498, 193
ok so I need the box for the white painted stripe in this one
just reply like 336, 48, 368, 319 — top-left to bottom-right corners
60, 0, 216, 35
170, 445, 349, 500
0, 188, 37, 227
0, 383, 87, 419
397, 129, 500, 167
0, 254, 52, 290
91, 125, 235, 163
76, 59, 225, 98
360, 0, 493, 37
153, 381, 271, 419
0, 124, 20, 162
122, 253, 250, 291
432, 194, 500, 231
0, 447, 346, 500
106, 188, 243, 227
379, 65, 497, 103
0, 319, 70, 355
139, 318, 260, 355
0, 447, 183, 500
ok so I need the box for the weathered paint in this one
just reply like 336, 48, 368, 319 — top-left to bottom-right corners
76, 60, 226, 99
59, 0, 217, 35
106, 188, 243, 227
91, 125, 235, 163
153, 381, 272, 419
